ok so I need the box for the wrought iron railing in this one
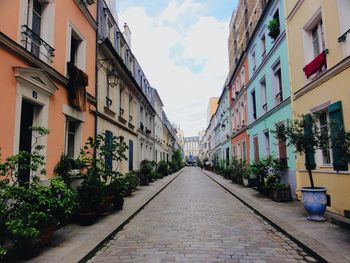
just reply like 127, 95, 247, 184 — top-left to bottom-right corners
21, 25, 55, 62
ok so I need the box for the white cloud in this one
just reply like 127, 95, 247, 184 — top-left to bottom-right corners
119, 1, 229, 136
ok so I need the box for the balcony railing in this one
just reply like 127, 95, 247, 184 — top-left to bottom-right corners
21, 25, 54, 62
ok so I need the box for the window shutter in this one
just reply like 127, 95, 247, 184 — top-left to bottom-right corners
253, 136, 259, 163
105, 130, 113, 170
129, 140, 134, 171
303, 114, 316, 170
328, 101, 348, 171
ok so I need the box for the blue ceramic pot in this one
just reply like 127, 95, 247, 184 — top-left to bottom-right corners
301, 187, 327, 221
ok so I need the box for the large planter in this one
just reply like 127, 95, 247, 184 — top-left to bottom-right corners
113, 195, 124, 211
301, 187, 327, 221
78, 211, 97, 226
271, 186, 292, 202
39, 225, 56, 246
97, 195, 114, 216
243, 177, 249, 186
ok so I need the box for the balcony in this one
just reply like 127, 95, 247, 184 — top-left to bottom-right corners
21, 25, 54, 63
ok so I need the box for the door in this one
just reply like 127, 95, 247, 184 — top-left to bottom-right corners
18, 100, 34, 184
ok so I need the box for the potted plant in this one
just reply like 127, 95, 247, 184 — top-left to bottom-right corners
139, 160, 153, 185
157, 160, 169, 177
271, 182, 292, 202
110, 176, 128, 210
273, 115, 350, 221
267, 18, 280, 40
242, 163, 251, 186
76, 174, 104, 226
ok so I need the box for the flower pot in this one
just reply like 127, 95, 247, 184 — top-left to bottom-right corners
271, 187, 292, 202
97, 195, 114, 216
301, 187, 327, 221
243, 177, 249, 186
114, 195, 124, 211
78, 211, 97, 226
17, 242, 40, 259
248, 178, 257, 188
40, 225, 56, 246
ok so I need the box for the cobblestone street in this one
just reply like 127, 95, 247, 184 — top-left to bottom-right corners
89, 168, 317, 263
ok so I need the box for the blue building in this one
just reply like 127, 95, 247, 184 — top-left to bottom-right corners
246, 0, 296, 195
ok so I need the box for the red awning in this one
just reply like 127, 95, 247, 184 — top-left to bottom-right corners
303, 51, 327, 78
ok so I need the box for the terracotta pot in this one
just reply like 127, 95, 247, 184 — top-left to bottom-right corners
40, 225, 56, 246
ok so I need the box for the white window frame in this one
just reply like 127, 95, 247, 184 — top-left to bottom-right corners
66, 22, 86, 72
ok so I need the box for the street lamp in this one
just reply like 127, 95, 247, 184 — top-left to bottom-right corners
107, 68, 120, 87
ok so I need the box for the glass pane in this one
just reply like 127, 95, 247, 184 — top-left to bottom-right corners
67, 133, 75, 158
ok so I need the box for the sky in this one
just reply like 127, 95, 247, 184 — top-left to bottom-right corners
117, 0, 238, 137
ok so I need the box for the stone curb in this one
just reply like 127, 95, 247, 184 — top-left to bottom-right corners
78, 168, 184, 263
200, 169, 347, 263
25, 168, 184, 263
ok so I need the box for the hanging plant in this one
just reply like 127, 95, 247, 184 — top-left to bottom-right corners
267, 18, 280, 40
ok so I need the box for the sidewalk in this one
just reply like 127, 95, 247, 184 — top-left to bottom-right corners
201, 169, 350, 263
21, 169, 184, 263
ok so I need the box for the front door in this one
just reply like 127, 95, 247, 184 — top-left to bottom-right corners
18, 100, 34, 184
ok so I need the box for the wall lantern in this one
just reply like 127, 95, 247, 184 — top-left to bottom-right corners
107, 68, 120, 87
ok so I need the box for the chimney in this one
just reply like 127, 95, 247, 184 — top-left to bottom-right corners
123, 23, 131, 48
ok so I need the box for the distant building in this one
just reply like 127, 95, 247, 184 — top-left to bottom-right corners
207, 97, 219, 125
184, 136, 200, 159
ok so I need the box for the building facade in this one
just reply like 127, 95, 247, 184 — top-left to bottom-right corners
246, 0, 296, 195
184, 136, 200, 160
0, 0, 97, 181
285, 0, 350, 215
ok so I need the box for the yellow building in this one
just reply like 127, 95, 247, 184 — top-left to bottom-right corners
207, 97, 219, 125
285, 0, 350, 216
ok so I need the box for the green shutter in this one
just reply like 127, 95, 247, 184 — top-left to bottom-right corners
328, 101, 348, 171
303, 114, 316, 170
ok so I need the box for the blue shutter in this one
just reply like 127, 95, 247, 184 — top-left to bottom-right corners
129, 140, 134, 171
105, 130, 113, 170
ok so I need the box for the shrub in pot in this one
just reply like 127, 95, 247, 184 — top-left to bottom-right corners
76, 174, 104, 226
139, 160, 154, 185
123, 172, 139, 196
273, 116, 350, 221
271, 182, 292, 202
157, 160, 169, 177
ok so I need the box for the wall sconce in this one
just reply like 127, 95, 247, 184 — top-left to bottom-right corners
107, 68, 120, 87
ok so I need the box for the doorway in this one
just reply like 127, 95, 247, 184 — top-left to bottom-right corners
18, 100, 34, 184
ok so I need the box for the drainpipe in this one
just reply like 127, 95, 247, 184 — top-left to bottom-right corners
94, 0, 100, 149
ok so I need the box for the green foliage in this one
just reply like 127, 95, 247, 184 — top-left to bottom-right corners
124, 171, 139, 191
54, 154, 80, 186
76, 173, 104, 213
267, 18, 280, 39
251, 156, 283, 192
329, 121, 350, 171
157, 160, 169, 177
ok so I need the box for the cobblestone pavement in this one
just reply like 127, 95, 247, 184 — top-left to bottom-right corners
89, 168, 318, 263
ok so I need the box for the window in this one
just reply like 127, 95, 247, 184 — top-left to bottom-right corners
318, 112, 331, 165
119, 88, 124, 116
263, 130, 270, 156
252, 51, 256, 71
65, 119, 80, 158
312, 20, 325, 58
129, 96, 133, 121
129, 140, 134, 171
107, 18, 113, 41
240, 68, 245, 87
233, 145, 237, 159
68, 25, 85, 70
28, 0, 42, 57
251, 90, 257, 120
272, 61, 283, 104
261, 34, 266, 57
242, 141, 247, 162
260, 77, 267, 113
273, 9, 280, 34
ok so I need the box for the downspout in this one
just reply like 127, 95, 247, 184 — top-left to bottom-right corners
94, 0, 100, 148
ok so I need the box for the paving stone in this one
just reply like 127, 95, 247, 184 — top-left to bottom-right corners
90, 168, 316, 262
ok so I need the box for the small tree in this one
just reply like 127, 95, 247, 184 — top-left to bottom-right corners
274, 114, 350, 188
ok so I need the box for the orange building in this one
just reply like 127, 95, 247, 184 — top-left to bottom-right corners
229, 53, 250, 163
0, 0, 97, 181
